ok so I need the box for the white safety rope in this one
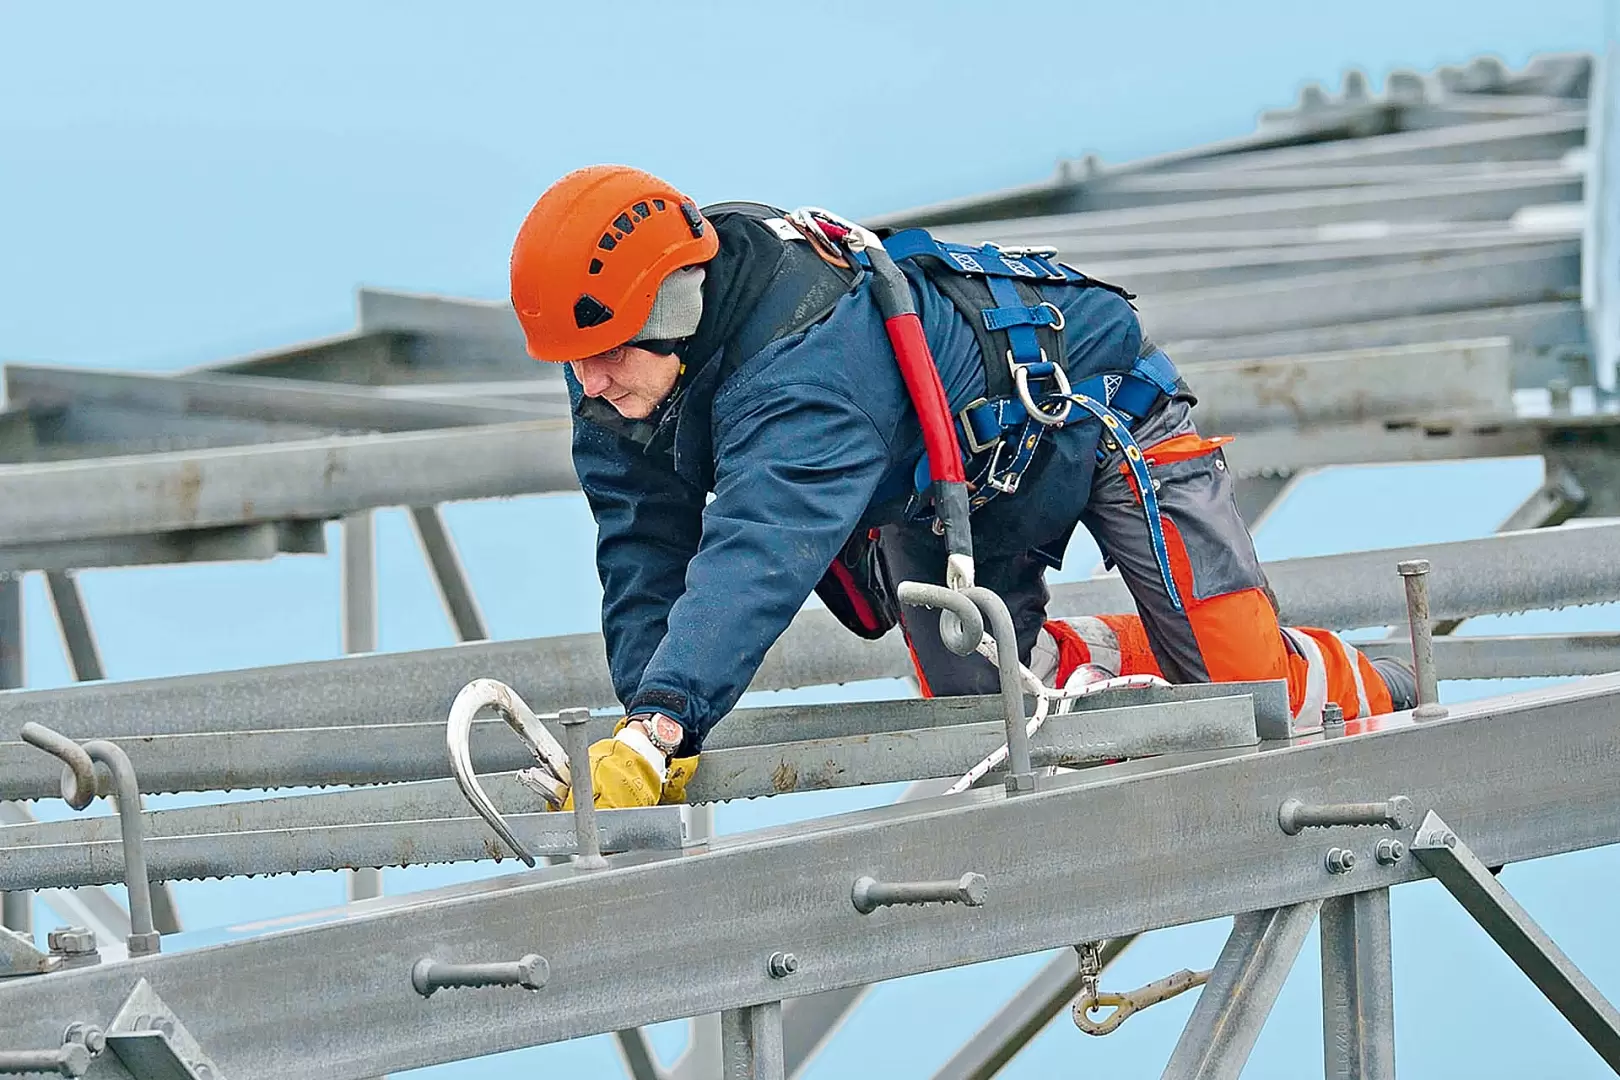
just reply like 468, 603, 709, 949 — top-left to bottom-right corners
946, 634, 1168, 794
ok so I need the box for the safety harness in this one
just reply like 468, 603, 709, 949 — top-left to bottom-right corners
877, 228, 1189, 612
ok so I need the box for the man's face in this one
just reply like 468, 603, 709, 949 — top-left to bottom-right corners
569, 345, 681, 420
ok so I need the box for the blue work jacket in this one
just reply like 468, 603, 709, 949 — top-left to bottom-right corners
566, 233, 1147, 752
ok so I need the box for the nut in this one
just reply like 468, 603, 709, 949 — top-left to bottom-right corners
1375, 839, 1406, 865
47, 926, 97, 956
768, 951, 799, 979
1325, 847, 1357, 875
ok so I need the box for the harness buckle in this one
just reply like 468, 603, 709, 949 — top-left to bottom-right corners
995, 244, 1059, 260
956, 398, 1002, 456
1009, 350, 1074, 426
984, 441, 1020, 494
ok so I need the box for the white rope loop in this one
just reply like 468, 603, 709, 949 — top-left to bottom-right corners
945, 635, 1168, 794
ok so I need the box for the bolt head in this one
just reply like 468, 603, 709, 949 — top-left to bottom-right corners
768, 951, 799, 978
557, 707, 592, 726
1396, 559, 1431, 576
145, 1016, 176, 1038
47, 926, 97, 956
63, 1023, 105, 1055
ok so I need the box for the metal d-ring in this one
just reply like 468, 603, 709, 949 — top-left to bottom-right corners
1012, 358, 1074, 426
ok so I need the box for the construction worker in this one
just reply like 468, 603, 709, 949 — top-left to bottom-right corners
508, 165, 1417, 809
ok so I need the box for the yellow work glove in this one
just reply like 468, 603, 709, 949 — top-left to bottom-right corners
660, 754, 701, 804
560, 737, 662, 810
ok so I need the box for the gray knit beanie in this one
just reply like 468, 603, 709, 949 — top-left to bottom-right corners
631, 265, 706, 344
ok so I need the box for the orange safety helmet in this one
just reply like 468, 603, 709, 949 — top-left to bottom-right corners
510, 165, 720, 363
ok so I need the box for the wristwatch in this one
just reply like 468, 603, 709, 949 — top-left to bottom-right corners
627, 712, 684, 758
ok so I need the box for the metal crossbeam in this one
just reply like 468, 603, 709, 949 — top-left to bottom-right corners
931, 937, 1136, 1080
2, 675, 1616, 1078
1182, 338, 1512, 432
1411, 812, 1620, 1069
0, 806, 686, 888
1162, 903, 1320, 1080
1319, 889, 1397, 1080
0, 692, 1259, 801
0, 419, 574, 547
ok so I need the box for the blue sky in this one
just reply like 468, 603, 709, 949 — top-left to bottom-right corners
3, 2, 1619, 1077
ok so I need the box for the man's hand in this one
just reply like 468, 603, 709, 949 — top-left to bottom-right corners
555, 716, 701, 810
560, 736, 663, 810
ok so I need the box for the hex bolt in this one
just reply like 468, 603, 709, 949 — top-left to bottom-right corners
142, 1017, 175, 1039
411, 954, 550, 998
0, 1042, 94, 1077
557, 707, 607, 871
192, 1063, 215, 1079
1321, 702, 1345, 738
46, 927, 101, 970
1325, 847, 1357, 874
61, 1024, 104, 1057
1375, 838, 1407, 865
1396, 561, 1449, 721
851, 873, 988, 915
1277, 795, 1414, 835
767, 952, 799, 979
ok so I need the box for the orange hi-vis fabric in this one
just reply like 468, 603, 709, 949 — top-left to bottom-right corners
1040, 615, 1395, 721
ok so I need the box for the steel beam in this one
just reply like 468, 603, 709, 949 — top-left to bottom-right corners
3, 526, 1617, 748
931, 937, 1136, 1080
1080, 232, 1580, 295
0, 419, 575, 547
1162, 903, 1321, 1080
869, 112, 1586, 228
1161, 301, 1585, 387
1585, 44, 1619, 390
1058, 521, 1620, 630
3, 365, 554, 436
0, 675, 1615, 1078
0, 692, 1259, 802
1412, 812, 1620, 1069
1319, 890, 1396, 1080
614, 1026, 669, 1080
42, 571, 103, 683
0, 573, 22, 936
409, 506, 489, 642
1131, 243, 1578, 342
722, 1002, 785, 1080
1183, 338, 1512, 432
0, 806, 686, 888
0, 520, 327, 575
940, 172, 1580, 243
1356, 631, 1620, 680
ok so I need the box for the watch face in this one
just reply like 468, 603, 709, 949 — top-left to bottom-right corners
647, 714, 684, 750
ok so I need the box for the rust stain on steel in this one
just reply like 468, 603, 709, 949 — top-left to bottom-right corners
771, 760, 799, 793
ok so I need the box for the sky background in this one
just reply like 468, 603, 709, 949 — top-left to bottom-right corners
3, 2, 1619, 1077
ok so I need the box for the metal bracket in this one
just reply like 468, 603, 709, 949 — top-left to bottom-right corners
0, 925, 60, 978
105, 978, 228, 1080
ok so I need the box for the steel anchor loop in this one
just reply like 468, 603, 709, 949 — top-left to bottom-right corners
1072, 967, 1211, 1036
446, 678, 571, 868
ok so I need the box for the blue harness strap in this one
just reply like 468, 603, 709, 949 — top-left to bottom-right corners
887, 226, 1186, 609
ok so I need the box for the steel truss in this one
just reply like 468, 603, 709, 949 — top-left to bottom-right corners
1, 45, 1618, 1080
2, 675, 1619, 1077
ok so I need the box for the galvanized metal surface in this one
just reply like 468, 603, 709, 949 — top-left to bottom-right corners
930, 937, 1136, 1080
1, 675, 1615, 1078
0, 419, 575, 547
1410, 811, 1620, 1069
0, 692, 1257, 806
1162, 903, 1321, 1080
1319, 890, 1397, 1080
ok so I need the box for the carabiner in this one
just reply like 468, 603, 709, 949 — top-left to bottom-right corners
1072, 967, 1211, 1036
445, 678, 572, 867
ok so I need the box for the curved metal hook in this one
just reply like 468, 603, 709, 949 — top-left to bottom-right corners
445, 679, 570, 868
895, 581, 984, 657
1072, 967, 1210, 1036
19, 721, 98, 810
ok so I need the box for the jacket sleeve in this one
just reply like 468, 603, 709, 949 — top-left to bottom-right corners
565, 369, 707, 709
625, 375, 893, 750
